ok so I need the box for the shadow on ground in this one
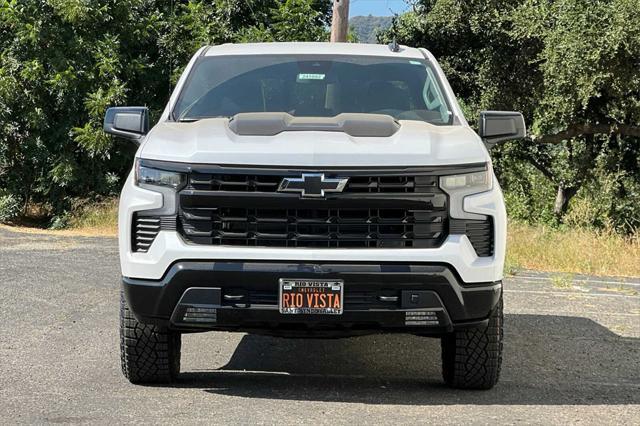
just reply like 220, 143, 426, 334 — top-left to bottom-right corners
173, 314, 639, 405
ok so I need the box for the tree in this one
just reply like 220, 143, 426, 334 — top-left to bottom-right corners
0, 0, 166, 221
380, 0, 640, 232
0, 0, 331, 225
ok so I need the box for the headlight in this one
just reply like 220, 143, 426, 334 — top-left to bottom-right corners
439, 170, 491, 193
135, 159, 186, 190
439, 169, 493, 220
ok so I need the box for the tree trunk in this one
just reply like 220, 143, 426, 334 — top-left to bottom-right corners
554, 185, 578, 218
330, 0, 350, 42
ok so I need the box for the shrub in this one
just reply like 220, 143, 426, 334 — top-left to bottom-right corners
0, 193, 21, 222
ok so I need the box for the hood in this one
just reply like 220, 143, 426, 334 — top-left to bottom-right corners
139, 118, 489, 167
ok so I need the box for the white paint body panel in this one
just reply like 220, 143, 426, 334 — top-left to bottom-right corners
139, 119, 488, 167
121, 43, 506, 284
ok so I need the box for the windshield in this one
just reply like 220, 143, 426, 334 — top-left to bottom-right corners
173, 54, 453, 124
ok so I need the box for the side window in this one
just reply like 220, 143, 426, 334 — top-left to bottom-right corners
423, 68, 451, 123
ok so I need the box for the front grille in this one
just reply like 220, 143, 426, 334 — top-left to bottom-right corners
179, 170, 448, 249
181, 207, 445, 248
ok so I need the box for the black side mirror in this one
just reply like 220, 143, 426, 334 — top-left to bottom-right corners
479, 111, 526, 148
103, 107, 149, 143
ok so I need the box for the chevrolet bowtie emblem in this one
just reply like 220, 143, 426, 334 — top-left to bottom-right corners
278, 174, 349, 198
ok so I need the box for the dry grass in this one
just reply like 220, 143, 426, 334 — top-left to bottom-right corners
66, 199, 119, 236
506, 222, 640, 277
2, 199, 119, 237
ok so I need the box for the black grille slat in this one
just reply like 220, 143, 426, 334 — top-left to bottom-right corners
190, 173, 282, 192
132, 215, 177, 252
347, 176, 415, 193
132, 216, 161, 253
187, 173, 440, 194
449, 218, 494, 257
185, 210, 444, 226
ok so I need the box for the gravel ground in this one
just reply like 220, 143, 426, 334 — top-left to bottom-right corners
0, 228, 638, 425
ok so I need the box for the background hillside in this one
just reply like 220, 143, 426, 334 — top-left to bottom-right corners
349, 15, 392, 43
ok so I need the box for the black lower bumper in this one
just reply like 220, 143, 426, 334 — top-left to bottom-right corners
123, 261, 501, 337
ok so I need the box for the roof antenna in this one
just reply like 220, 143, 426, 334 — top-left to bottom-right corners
387, 14, 400, 52
388, 37, 400, 52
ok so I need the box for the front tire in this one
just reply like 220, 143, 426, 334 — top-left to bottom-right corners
441, 294, 503, 390
119, 291, 181, 384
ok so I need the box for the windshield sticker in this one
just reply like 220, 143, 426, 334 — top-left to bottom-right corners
297, 73, 326, 81
409, 60, 422, 65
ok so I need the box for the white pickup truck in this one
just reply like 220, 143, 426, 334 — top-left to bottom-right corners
105, 42, 525, 389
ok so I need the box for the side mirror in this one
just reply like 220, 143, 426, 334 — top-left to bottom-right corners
479, 111, 526, 148
103, 107, 149, 143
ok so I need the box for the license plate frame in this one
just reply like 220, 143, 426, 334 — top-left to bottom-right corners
278, 279, 344, 315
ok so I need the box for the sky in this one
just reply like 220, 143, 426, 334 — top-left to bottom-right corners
349, 0, 411, 17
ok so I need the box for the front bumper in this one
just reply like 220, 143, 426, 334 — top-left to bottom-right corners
123, 261, 502, 337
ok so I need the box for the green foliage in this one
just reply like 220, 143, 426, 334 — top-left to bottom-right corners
509, 0, 640, 135
237, 0, 329, 43
0, 0, 331, 225
0, 192, 20, 222
0, 0, 165, 217
381, 0, 640, 234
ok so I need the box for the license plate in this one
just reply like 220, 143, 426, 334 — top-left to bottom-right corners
279, 279, 344, 314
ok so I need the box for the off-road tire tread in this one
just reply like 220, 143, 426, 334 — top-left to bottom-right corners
441, 294, 503, 390
119, 291, 181, 384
